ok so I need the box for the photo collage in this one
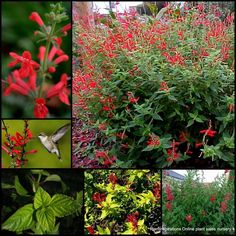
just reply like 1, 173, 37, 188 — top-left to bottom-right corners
1, 1, 235, 235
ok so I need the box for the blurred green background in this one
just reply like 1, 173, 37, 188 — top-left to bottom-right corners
1, 1, 71, 118
1, 120, 71, 168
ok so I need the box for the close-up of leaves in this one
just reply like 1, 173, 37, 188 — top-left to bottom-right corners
1, 1, 71, 118
1, 120, 71, 168
85, 169, 161, 235
1, 169, 83, 235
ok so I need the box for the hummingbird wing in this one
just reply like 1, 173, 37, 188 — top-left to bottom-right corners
51, 123, 70, 143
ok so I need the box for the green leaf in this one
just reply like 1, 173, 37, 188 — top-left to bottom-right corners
100, 209, 109, 220
34, 187, 51, 210
97, 225, 111, 235
152, 113, 163, 121
44, 174, 62, 182
195, 117, 204, 123
31, 170, 50, 176
186, 119, 194, 127
2, 204, 34, 232
14, 176, 28, 196
75, 191, 83, 214
2, 183, 15, 189
142, 146, 154, 152
49, 194, 77, 218
36, 207, 55, 233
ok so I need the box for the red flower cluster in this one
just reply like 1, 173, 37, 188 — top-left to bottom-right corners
199, 129, 217, 138
209, 194, 217, 202
147, 134, 161, 147
2, 120, 37, 168
92, 192, 106, 203
166, 141, 180, 162
109, 173, 118, 185
185, 214, 192, 223
163, 51, 185, 65
3, 9, 71, 118
220, 192, 231, 213
86, 226, 96, 235
95, 150, 116, 167
165, 185, 174, 211
127, 92, 139, 104
126, 211, 139, 230
159, 82, 169, 91
34, 98, 49, 118
153, 182, 161, 200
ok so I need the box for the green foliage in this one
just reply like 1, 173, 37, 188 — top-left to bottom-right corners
1, 170, 83, 235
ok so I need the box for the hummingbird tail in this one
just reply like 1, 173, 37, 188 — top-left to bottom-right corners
58, 156, 62, 161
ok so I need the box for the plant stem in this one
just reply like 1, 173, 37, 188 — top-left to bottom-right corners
38, 22, 57, 98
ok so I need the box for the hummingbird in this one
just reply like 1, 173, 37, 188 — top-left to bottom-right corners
37, 123, 70, 161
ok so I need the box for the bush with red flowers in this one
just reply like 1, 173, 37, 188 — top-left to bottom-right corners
85, 170, 161, 235
73, 3, 234, 168
162, 170, 235, 235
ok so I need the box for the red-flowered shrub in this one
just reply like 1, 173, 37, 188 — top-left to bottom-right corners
73, 3, 234, 168
162, 170, 235, 235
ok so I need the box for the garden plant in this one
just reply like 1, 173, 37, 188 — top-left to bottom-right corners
73, 2, 234, 168
2, 2, 71, 118
1, 170, 83, 235
162, 170, 235, 235
85, 169, 161, 235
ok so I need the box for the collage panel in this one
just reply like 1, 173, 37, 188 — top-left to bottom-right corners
72, 1, 234, 169
84, 169, 161, 235
1, 120, 71, 168
1, 1, 71, 119
162, 169, 235, 235
1, 169, 83, 235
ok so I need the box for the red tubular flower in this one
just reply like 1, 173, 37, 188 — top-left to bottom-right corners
48, 67, 56, 73
34, 98, 49, 118
153, 184, 160, 200
29, 12, 44, 26
109, 173, 118, 185
199, 129, 217, 137
165, 202, 172, 211
8, 51, 39, 80
224, 192, 231, 202
185, 214, 192, 222
38, 46, 46, 63
61, 23, 71, 35
160, 81, 169, 91
210, 194, 216, 202
147, 134, 161, 146
92, 192, 106, 202
102, 106, 110, 111
46, 73, 70, 106
86, 226, 96, 235
166, 185, 174, 202
195, 142, 203, 148
129, 97, 139, 103
4, 70, 36, 96
54, 54, 69, 64
220, 201, 228, 213
126, 212, 139, 229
